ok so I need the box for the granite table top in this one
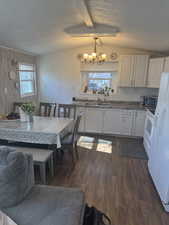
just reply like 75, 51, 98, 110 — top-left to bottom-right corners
0, 116, 74, 148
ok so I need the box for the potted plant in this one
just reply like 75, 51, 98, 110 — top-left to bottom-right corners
20, 103, 35, 122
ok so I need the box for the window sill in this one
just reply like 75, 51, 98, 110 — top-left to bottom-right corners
21, 93, 36, 98
79, 92, 114, 96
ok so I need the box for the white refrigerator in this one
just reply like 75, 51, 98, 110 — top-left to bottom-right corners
148, 72, 169, 212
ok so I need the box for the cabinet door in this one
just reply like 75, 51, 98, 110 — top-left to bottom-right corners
118, 55, 134, 87
133, 110, 146, 137
164, 57, 169, 73
103, 109, 121, 134
147, 58, 165, 88
85, 108, 104, 133
76, 107, 86, 132
134, 55, 149, 87
120, 110, 133, 135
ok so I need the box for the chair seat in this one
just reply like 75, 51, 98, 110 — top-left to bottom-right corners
61, 133, 79, 145
61, 133, 73, 145
4, 185, 85, 225
14, 147, 53, 163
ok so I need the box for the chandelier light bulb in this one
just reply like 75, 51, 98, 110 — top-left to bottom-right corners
101, 54, 107, 59
88, 55, 93, 61
83, 53, 88, 59
79, 38, 109, 64
92, 52, 97, 58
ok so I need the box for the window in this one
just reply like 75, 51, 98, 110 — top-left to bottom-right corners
81, 72, 114, 94
87, 72, 112, 91
18, 64, 36, 97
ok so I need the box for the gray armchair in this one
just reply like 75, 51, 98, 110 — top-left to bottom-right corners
0, 147, 85, 225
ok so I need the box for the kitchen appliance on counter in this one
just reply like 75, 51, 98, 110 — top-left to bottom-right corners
141, 95, 158, 109
148, 72, 169, 212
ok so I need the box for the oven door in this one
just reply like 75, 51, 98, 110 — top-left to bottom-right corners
143, 110, 154, 158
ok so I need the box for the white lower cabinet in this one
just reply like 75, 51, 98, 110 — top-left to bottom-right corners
85, 108, 104, 133
102, 109, 133, 135
103, 109, 133, 136
103, 109, 121, 134
120, 110, 133, 135
77, 107, 146, 137
132, 110, 146, 137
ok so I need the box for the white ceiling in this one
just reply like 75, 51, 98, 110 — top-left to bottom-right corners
0, 0, 169, 55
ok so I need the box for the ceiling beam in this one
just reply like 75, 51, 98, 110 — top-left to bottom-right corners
64, 23, 120, 37
77, 0, 94, 27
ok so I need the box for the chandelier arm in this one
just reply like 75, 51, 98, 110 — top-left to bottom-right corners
79, 37, 108, 64
94, 38, 97, 53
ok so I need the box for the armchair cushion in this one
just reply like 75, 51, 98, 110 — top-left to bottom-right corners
0, 146, 34, 209
4, 185, 85, 225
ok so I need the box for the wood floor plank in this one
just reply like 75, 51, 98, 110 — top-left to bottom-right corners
49, 136, 169, 225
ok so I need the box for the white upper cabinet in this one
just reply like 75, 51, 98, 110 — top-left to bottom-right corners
118, 55, 149, 87
147, 58, 165, 88
118, 55, 134, 87
163, 57, 169, 73
133, 55, 149, 87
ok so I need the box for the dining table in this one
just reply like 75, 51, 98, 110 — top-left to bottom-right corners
0, 116, 74, 149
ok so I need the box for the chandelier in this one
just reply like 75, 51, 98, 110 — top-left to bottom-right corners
78, 37, 107, 64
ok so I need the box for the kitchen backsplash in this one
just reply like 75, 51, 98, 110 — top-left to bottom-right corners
78, 87, 159, 102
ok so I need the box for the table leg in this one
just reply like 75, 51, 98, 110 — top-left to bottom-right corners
40, 163, 46, 185
49, 155, 54, 177
48, 144, 61, 163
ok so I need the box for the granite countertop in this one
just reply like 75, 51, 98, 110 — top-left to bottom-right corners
73, 101, 146, 110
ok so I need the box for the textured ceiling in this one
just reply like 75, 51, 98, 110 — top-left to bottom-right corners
0, 0, 169, 54
87, 0, 120, 26
87, 0, 169, 52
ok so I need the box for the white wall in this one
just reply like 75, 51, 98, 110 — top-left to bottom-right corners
37, 45, 159, 103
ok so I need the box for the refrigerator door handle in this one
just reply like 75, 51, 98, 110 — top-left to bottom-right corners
154, 115, 158, 127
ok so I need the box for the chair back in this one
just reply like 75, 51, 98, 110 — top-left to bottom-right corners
13, 102, 25, 113
50, 103, 57, 117
58, 104, 76, 119
72, 114, 82, 145
39, 102, 53, 117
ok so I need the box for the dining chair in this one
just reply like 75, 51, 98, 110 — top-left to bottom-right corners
58, 104, 76, 119
49, 103, 57, 117
39, 102, 54, 117
61, 114, 82, 164
13, 102, 25, 113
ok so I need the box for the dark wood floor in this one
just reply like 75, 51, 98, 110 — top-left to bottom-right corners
49, 136, 169, 225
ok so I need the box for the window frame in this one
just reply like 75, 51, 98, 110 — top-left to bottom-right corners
82, 71, 113, 94
18, 63, 36, 98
